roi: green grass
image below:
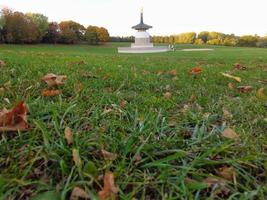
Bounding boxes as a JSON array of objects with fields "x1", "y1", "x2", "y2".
[{"x1": 0, "y1": 43, "x2": 267, "y2": 199}]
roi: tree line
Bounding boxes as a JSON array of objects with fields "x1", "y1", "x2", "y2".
[
  {"x1": 151, "y1": 32, "x2": 267, "y2": 48},
  {"x1": 0, "y1": 8, "x2": 109, "y2": 44}
]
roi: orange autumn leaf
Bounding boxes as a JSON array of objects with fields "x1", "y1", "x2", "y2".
[
  {"x1": 64, "y1": 127, "x2": 73, "y2": 145},
  {"x1": 218, "y1": 166, "x2": 235, "y2": 181},
  {"x1": 41, "y1": 89, "x2": 61, "y2": 97},
  {"x1": 189, "y1": 66, "x2": 202, "y2": 75},
  {"x1": 41, "y1": 73, "x2": 67, "y2": 87},
  {"x1": 101, "y1": 150, "x2": 118, "y2": 161},
  {"x1": 98, "y1": 171, "x2": 119, "y2": 200},
  {"x1": 236, "y1": 86, "x2": 253, "y2": 93},
  {"x1": 168, "y1": 69, "x2": 177, "y2": 76},
  {"x1": 0, "y1": 102, "x2": 28, "y2": 132}
]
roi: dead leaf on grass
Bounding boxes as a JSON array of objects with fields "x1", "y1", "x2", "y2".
[
  {"x1": 0, "y1": 60, "x2": 6, "y2": 67},
  {"x1": 41, "y1": 73, "x2": 67, "y2": 87},
  {"x1": 222, "y1": 108, "x2": 232, "y2": 120},
  {"x1": 256, "y1": 88, "x2": 267, "y2": 100},
  {"x1": 221, "y1": 128, "x2": 239, "y2": 139},
  {"x1": 168, "y1": 69, "x2": 177, "y2": 76},
  {"x1": 41, "y1": 89, "x2": 61, "y2": 97},
  {"x1": 64, "y1": 127, "x2": 73, "y2": 145},
  {"x1": 236, "y1": 86, "x2": 253, "y2": 93},
  {"x1": 228, "y1": 83, "x2": 236, "y2": 90},
  {"x1": 70, "y1": 187, "x2": 89, "y2": 200},
  {"x1": 98, "y1": 171, "x2": 119, "y2": 200},
  {"x1": 164, "y1": 92, "x2": 172, "y2": 99},
  {"x1": 72, "y1": 149, "x2": 82, "y2": 168},
  {"x1": 101, "y1": 150, "x2": 118, "y2": 161},
  {"x1": 0, "y1": 102, "x2": 28, "y2": 132},
  {"x1": 221, "y1": 73, "x2": 241, "y2": 83},
  {"x1": 189, "y1": 66, "x2": 202, "y2": 75},
  {"x1": 218, "y1": 166, "x2": 235, "y2": 181},
  {"x1": 204, "y1": 176, "x2": 230, "y2": 196}
]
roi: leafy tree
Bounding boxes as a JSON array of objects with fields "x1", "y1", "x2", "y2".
[
  {"x1": 198, "y1": 31, "x2": 209, "y2": 43},
  {"x1": 194, "y1": 38, "x2": 204, "y2": 45},
  {"x1": 1, "y1": 9, "x2": 39, "y2": 43},
  {"x1": 256, "y1": 36, "x2": 267, "y2": 48},
  {"x1": 26, "y1": 13, "x2": 49, "y2": 41},
  {"x1": 237, "y1": 35, "x2": 258, "y2": 47},
  {"x1": 85, "y1": 26, "x2": 98, "y2": 44},
  {"x1": 59, "y1": 21, "x2": 85, "y2": 44},
  {"x1": 96, "y1": 27, "x2": 109, "y2": 42},
  {"x1": 43, "y1": 22, "x2": 60, "y2": 44}
]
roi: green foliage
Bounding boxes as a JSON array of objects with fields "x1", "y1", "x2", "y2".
[
  {"x1": 26, "y1": 13, "x2": 49, "y2": 40},
  {"x1": 237, "y1": 35, "x2": 259, "y2": 47},
  {"x1": 85, "y1": 26, "x2": 110, "y2": 44}
]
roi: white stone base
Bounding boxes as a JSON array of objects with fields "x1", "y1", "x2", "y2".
[
  {"x1": 118, "y1": 46, "x2": 170, "y2": 54},
  {"x1": 131, "y1": 43, "x2": 154, "y2": 48}
]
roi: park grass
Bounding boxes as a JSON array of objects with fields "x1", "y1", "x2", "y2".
[{"x1": 0, "y1": 43, "x2": 267, "y2": 199}]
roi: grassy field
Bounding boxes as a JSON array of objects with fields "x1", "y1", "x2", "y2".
[{"x1": 0, "y1": 43, "x2": 267, "y2": 200}]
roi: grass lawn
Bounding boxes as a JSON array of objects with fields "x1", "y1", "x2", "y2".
[{"x1": 0, "y1": 43, "x2": 267, "y2": 199}]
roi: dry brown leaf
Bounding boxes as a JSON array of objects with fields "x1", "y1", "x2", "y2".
[
  {"x1": 142, "y1": 70, "x2": 150, "y2": 75},
  {"x1": 41, "y1": 73, "x2": 67, "y2": 87},
  {"x1": 101, "y1": 150, "x2": 118, "y2": 161},
  {"x1": 228, "y1": 83, "x2": 236, "y2": 90},
  {"x1": 156, "y1": 70, "x2": 164, "y2": 76},
  {"x1": 64, "y1": 127, "x2": 73, "y2": 145},
  {"x1": 0, "y1": 87, "x2": 4, "y2": 95},
  {"x1": 41, "y1": 89, "x2": 61, "y2": 97},
  {"x1": 98, "y1": 171, "x2": 119, "y2": 200},
  {"x1": 221, "y1": 73, "x2": 241, "y2": 82},
  {"x1": 164, "y1": 92, "x2": 172, "y2": 99},
  {"x1": 0, "y1": 60, "x2": 6, "y2": 67},
  {"x1": 74, "y1": 82, "x2": 84, "y2": 93},
  {"x1": 258, "y1": 79, "x2": 267, "y2": 84},
  {"x1": 72, "y1": 149, "x2": 82, "y2": 168},
  {"x1": 256, "y1": 88, "x2": 267, "y2": 100},
  {"x1": 0, "y1": 102, "x2": 28, "y2": 132},
  {"x1": 218, "y1": 166, "x2": 235, "y2": 181},
  {"x1": 120, "y1": 100, "x2": 127, "y2": 109},
  {"x1": 223, "y1": 108, "x2": 232, "y2": 120},
  {"x1": 70, "y1": 187, "x2": 89, "y2": 200},
  {"x1": 221, "y1": 128, "x2": 239, "y2": 139},
  {"x1": 189, "y1": 66, "x2": 202, "y2": 75},
  {"x1": 168, "y1": 69, "x2": 177, "y2": 76},
  {"x1": 204, "y1": 176, "x2": 230, "y2": 196},
  {"x1": 236, "y1": 86, "x2": 253, "y2": 93}
]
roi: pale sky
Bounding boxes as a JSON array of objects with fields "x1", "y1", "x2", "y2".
[{"x1": 1, "y1": 0, "x2": 267, "y2": 36}]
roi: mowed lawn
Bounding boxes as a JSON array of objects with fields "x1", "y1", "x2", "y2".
[{"x1": 0, "y1": 43, "x2": 267, "y2": 199}]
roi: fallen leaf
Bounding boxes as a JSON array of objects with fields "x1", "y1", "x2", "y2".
[
  {"x1": 256, "y1": 88, "x2": 267, "y2": 100},
  {"x1": 258, "y1": 79, "x2": 267, "y2": 84},
  {"x1": 72, "y1": 149, "x2": 82, "y2": 168},
  {"x1": 188, "y1": 95, "x2": 197, "y2": 103},
  {"x1": 142, "y1": 70, "x2": 150, "y2": 75},
  {"x1": 221, "y1": 73, "x2": 241, "y2": 82},
  {"x1": 0, "y1": 102, "x2": 28, "y2": 132},
  {"x1": 70, "y1": 187, "x2": 89, "y2": 200},
  {"x1": 218, "y1": 166, "x2": 235, "y2": 181},
  {"x1": 0, "y1": 88, "x2": 4, "y2": 95},
  {"x1": 204, "y1": 176, "x2": 230, "y2": 196},
  {"x1": 221, "y1": 128, "x2": 239, "y2": 139},
  {"x1": 41, "y1": 73, "x2": 67, "y2": 87},
  {"x1": 101, "y1": 150, "x2": 117, "y2": 161},
  {"x1": 168, "y1": 69, "x2": 177, "y2": 76},
  {"x1": 41, "y1": 89, "x2": 61, "y2": 97},
  {"x1": 74, "y1": 82, "x2": 84, "y2": 93},
  {"x1": 120, "y1": 100, "x2": 127, "y2": 108},
  {"x1": 223, "y1": 108, "x2": 232, "y2": 120},
  {"x1": 228, "y1": 83, "x2": 236, "y2": 90},
  {"x1": 164, "y1": 92, "x2": 172, "y2": 99},
  {"x1": 236, "y1": 86, "x2": 253, "y2": 93},
  {"x1": 98, "y1": 171, "x2": 119, "y2": 200},
  {"x1": 189, "y1": 66, "x2": 202, "y2": 75},
  {"x1": 0, "y1": 60, "x2": 6, "y2": 67},
  {"x1": 156, "y1": 70, "x2": 164, "y2": 76},
  {"x1": 64, "y1": 127, "x2": 73, "y2": 145},
  {"x1": 233, "y1": 63, "x2": 247, "y2": 70}
]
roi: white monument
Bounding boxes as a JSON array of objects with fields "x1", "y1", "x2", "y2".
[{"x1": 118, "y1": 9, "x2": 170, "y2": 53}]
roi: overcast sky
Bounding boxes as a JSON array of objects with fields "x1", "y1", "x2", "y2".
[{"x1": 1, "y1": 0, "x2": 267, "y2": 36}]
